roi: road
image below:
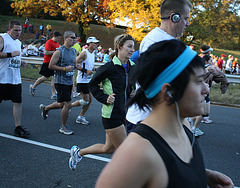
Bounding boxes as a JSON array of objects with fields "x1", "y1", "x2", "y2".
[{"x1": 0, "y1": 81, "x2": 239, "y2": 187}]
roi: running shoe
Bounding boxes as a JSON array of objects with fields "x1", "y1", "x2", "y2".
[
  {"x1": 76, "y1": 116, "x2": 89, "y2": 124},
  {"x1": 69, "y1": 145, "x2": 82, "y2": 170},
  {"x1": 39, "y1": 104, "x2": 48, "y2": 120},
  {"x1": 72, "y1": 91, "x2": 80, "y2": 98},
  {"x1": 192, "y1": 127, "x2": 204, "y2": 136},
  {"x1": 29, "y1": 84, "x2": 36, "y2": 96},
  {"x1": 59, "y1": 125, "x2": 73, "y2": 135},
  {"x1": 201, "y1": 117, "x2": 212, "y2": 124},
  {"x1": 14, "y1": 126, "x2": 30, "y2": 138},
  {"x1": 51, "y1": 93, "x2": 57, "y2": 100}
]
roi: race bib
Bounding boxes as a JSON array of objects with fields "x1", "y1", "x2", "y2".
[
  {"x1": 9, "y1": 56, "x2": 21, "y2": 69},
  {"x1": 66, "y1": 70, "x2": 75, "y2": 77}
]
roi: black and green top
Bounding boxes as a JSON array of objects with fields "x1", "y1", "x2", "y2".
[{"x1": 89, "y1": 56, "x2": 135, "y2": 120}]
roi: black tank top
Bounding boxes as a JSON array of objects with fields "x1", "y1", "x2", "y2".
[{"x1": 133, "y1": 123, "x2": 207, "y2": 188}]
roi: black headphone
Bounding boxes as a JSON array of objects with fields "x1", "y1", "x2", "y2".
[{"x1": 161, "y1": 13, "x2": 181, "y2": 23}]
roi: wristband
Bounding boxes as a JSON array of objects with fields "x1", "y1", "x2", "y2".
[
  {"x1": 63, "y1": 67, "x2": 66, "y2": 71},
  {"x1": 82, "y1": 68, "x2": 87, "y2": 73},
  {"x1": 7, "y1": 53, "x2": 12, "y2": 58}
]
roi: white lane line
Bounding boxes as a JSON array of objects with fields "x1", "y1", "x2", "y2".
[{"x1": 0, "y1": 132, "x2": 111, "y2": 163}]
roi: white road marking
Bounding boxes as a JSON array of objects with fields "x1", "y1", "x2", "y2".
[{"x1": 0, "y1": 132, "x2": 111, "y2": 163}]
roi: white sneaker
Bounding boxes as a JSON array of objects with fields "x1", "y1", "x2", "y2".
[
  {"x1": 192, "y1": 127, "x2": 204, "y2": 136},
  {"x1": 76, "y1": 116, "x2": 89, "y2": 124},
  {"x1": 201, "y1": 117, "x2": 212, "y2": 124},
  {"x1": 72, "y1": 91, "x2": 80, "y2": 98},
  {"x1": 69, "y1": 145, "x2": 82, "y2": 170}
]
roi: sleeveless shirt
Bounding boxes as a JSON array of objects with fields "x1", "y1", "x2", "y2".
[
  {"x1": 133, "y1": 123, "x2": 207, "y2": 188},
  {"x1": 0, "y1": 33, "x2": 22, "y2": 84},
  {"x1": 54, "y1": 45, "x2": 76, "y2": 85},
  {"x1": 76, "y1": 49, "x2": 95, "y2": 83}
]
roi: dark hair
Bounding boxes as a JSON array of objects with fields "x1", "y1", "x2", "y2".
[
  {"x1": 9, "y1": 20, "x2": 21, "y2": 29},
  {"x1": 109, "y1": 34, "x2": 135, "y2": 59},
  {"x1": 128, "y1": 39, "x2": 204, "y2": 110},
  {"x1": 53, "y1": 31, "x2": 62, "y2": 37},
  {"x1": 160, "y1": 0, "x2": 192, "y2": 18},
  {"x1": 202, "y1": 55, "x2": 211, "y2": 62}
]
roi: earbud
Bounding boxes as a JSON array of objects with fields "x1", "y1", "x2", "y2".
[
  {"x1": 167, "y1": 91, "x2": 173, "y2": 98},
  {"x1": 171, "y1": 13, "x2": 181, "y2": 23}
]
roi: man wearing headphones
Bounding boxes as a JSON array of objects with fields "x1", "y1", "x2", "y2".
[{"x1": 126, "y1": 0, "x2": 192, "y2": 132}]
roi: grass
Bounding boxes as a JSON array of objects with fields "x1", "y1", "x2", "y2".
[
  {"x1": 210, "y1": 83, "x2": 240, "y2": 106},
  {"x1": 0, "y1": 15, "x2": 126, "y2": 49}
]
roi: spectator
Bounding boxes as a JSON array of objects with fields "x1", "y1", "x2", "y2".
[
  {"x1": 232, "y1": 57, "x2": 238, "y2": 74},
  {"x1": 35, "y1": 30, "x2": 40, "y2": 39},
  {"x1": 216, "y1": 54, "x2": 227, "y2": 71},
  {"x1": 39, "y1": 24, "x2": 44, "y2": 35},
  {"x1": 102, "y1": 49, "x2": 110, "y2": 63},
  {"x1": 225, "y1": 54, "x2": 233, "y2": 74},
  {"x1": 28, "y1": 22, "x2": 34, "y2": 34},
  {"x1": 38, "y1": 43, "x2": 45, "y2": 57},
  {"x1": 46, "y1": 24, "x2": 52, "y2": 37},
  {"x1": 23, "y1": 23, "x2": 28, "y2": 33},
  {"x1": 25, "y1": 17, "x2": 30, "y2": 25},
  {"x1": 27, "y1": 43, "x2": 39, "y2": 56}
]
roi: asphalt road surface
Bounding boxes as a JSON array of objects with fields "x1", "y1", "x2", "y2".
[{"x1": 0, "y1": 81, "x2": 239, "y2": 187}]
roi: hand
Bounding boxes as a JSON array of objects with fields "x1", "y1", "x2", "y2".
[
  {"x1": 107, "y1": 93, "x2": 116, "y2": 104},
  {"x1": 207, "y1": 169, "x2": 234, "y2": 188},
  {"x1": 66, "y1": 65, "x2": 74, "y2": 72},
  {"x1": 12, "y1": 51, "x2": 20, "y2": 57},
  {"x1": 86, "y1": 70, "x2": 93, "y2": 75}
]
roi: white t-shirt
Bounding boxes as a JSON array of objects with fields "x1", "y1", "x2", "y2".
[
  {"x1": 126, "y1": 27, "x2": 175, "y2": 124},
  {"x1": 0, "y1": 33, "x2": 22, "y2": 85},
  {"x1": 77, "y1": 49, "x2": 95, "y2": 83}
]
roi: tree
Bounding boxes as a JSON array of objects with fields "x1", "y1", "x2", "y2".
[
  {"x1": 108, "y1": 0, "x2": 240, "y2": 49},
  {"x1": 186, "y1": 0, "x2": 240, "y2": 49},
  {"x1": 11, "y1": 0, "x2": 111, "y2": 41},
  {"x1": 108, "y1": 0, "x2": 164, "y2": 42}
]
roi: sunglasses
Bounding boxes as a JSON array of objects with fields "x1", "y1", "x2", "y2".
[{"x1": 70, "y1": 36, "x2": 77, "y2": 39}]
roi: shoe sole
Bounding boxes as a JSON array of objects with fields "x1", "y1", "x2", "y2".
[
  {"x1": 59, "y1": 129, "x2": 73, "y2": 135},
  {"x1": 76, "y1": 121, "x2": 89, "y2": 125},
  {"x1": 69, "y1": 157, "x2": 75, "y2": 170}
]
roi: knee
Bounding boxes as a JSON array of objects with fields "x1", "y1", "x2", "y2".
[{"x1": 79, "y1": 99, "x2": 89, "y2": 106}]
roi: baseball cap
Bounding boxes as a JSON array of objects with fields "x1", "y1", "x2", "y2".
[
  {"x1": 221, "y1": 54, "x2": 227, "y2": 57},
  {"x1": 86, "y1": 37, "x2": 100, "y2": 44}
]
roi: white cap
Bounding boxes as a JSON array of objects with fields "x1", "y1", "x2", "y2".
[
  {"x1": 86, "y1": 37, "x2": 100, "y2": 44},
  {"x1": 202, "y1": 47, "x2": 213, "y2": 54}
]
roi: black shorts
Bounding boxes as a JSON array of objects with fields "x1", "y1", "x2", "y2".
[
  {"x1": 77, "y1": 83, "x2": 90, "y2": 94},
  {"x1": 54, "y1": 84, "x2": 72, "y2": 103},
  {"x1": 102, "y1": 117, "x2": 125, "y2": 130},
  {"x1": 39, "y1": 62, "x2": 54, "y2": 77},
  {"x1": 0, "y1": 84, "x2": 22, "y2": 103}
]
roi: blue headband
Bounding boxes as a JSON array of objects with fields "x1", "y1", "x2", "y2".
[{"x1": 144, "y1": 46, "x2": 197, "y2": 99}]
